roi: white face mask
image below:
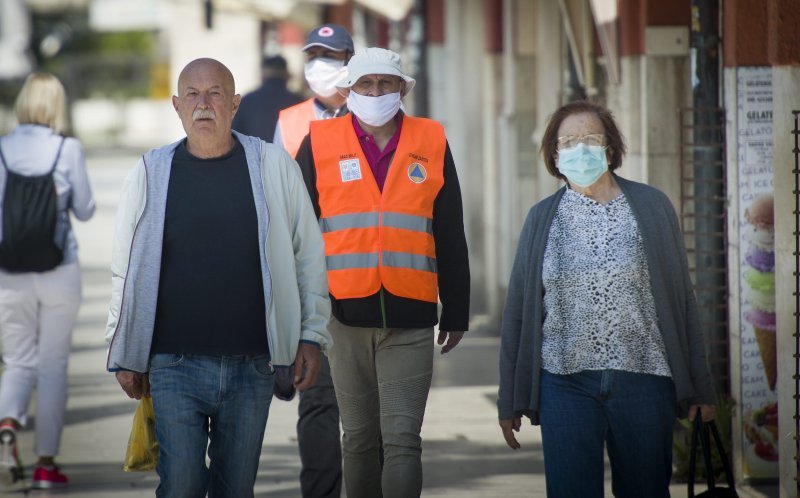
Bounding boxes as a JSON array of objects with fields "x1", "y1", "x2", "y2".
[
  {"x1": 346, "y1": 91, "x2": 402, "y2": 127},
  {"x1": 304, "y1": 58, "x2": 347, "y2": 98}
]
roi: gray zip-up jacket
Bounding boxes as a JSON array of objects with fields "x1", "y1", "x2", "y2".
[
  {"x1": 498, "y1": 175, "x2": 716, "y2": 423},
  {"x1": 106, "y1": 132, "x2": 331, "y2": 373}
]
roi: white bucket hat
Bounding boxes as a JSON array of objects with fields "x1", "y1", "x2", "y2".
[{"x1": 336, "y1": 47, "x2": 416, "y2": 93}]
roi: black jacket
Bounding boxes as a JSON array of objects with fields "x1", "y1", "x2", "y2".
[
  {"x1": 294, "y1": 125, "x2": 470, "y2": 331},
  {"x1": 232, "y1": 78, "x2": 304, "y2": 142}
]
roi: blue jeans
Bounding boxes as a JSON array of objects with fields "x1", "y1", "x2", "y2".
[
  {"x1": 148, "y1": 354, "x2": 274, "y2": 498},
  {"x1": 539, "y1": 369, "x2": 677, "y2": 498}
]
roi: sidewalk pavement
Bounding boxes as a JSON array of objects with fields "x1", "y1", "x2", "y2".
[{"x1": 0, "y1": 148, "x2": 778, "y2": 497}]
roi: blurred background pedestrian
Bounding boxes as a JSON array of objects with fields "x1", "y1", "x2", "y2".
[
  {"x1": 0, "y1": 72, "x2": 96, "y2": 490},
  {"x1": 232, "y1": 55, "x2": 304, "y2": 142}
]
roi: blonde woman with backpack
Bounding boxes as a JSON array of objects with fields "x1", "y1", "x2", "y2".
[{"x1": 0, "y1": 72, "x2": 95, "y2": 489}]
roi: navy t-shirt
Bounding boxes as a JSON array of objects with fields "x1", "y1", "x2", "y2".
[{"x1": 151, "y1": 138, "x2": 268, "y2": 357}]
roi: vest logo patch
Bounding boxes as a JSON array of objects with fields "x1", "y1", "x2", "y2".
[
  {"x1": 407, "y1": 163, "x2": 427, "y2": 184},
  {"x1": 339, "y1": 159, "x2": 362, "y2": 182}
]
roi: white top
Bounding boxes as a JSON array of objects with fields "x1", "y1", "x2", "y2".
[
  {"x1": 0, "y1": 124, "x2": 96, "y2": 266},
  {"x1": 541, "y1": 188, "x2": 671, "y2": 377}
]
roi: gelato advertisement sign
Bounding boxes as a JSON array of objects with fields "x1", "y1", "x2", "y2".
[{"x1": 736, "y1": 67, "x2": 777, "y2": 478}]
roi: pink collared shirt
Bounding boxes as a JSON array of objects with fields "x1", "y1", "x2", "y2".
[{"x1": 351, "y1": 113, "x2": 403, "y2": 192}]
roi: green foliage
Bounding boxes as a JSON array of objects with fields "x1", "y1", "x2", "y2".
[
  {"x1": 70, "y1": 31, "x2": 154, "y2": 55},
  {"x1": 0, "y1": 80, "x2": 24, "y2": 109},
  {"x1": 673, "y1": 395, "x2": 736, "y2": 482},
  {"x1": 30, "y1": 11, "x2": 156, "y2": 100}
]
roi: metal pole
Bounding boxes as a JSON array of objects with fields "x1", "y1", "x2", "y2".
[
  {"x1": 409, "y1": 0, "x2": 429, "y2": 117},
  {"x1": 204, "y1": 0, "x2": 213, "y2": 30},
  {"x1": 792, "y1": 110, "x2": 800, "y2": 495},
  {"x1": 691, "y1": 0, "x2": 726, "y2": 394}
]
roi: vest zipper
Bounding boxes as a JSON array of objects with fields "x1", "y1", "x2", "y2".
[{"x1": 378, "y1": 154, "x2": 390, "y2": 330}]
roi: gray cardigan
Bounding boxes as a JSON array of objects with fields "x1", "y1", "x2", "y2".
[{"x1": 497, "y1": 175, "x2": 716, "y2": 424}]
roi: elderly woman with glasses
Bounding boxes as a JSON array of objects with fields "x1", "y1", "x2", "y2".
[{"x1": 497, "y1": 101, "x2": 717, "y2": 498}]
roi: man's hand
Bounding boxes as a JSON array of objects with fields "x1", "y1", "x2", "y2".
[
  {"x1": 500, "y1": 417, "x2": 522, "y2": 450},
  {"x1": 116, "y1": 371, "x2": 149, "y2": 399},
  {"x1": 437, "y1": 330, "x2": 465, "y2": 354},
  {"x1": 294, "y1": 342, "x2": 321, "y2": 391}
]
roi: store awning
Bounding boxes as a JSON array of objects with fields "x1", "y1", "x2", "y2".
[
  {"x1": 216, "y1": 0, "x2": 304, "y2": 19},
  {"x1": 353, "y1": 0, "x2": 413, "y2": 21},
  {"x1": 221, "y1": 0, "x2": 352, "y2": 19},
  {"x1": 558, "y1": 0, "x2": 620, "y2": 88},
  {"x1": 589, "y1": 0, "x2": 620, "y2": 84}
]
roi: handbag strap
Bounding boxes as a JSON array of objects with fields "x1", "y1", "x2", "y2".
[
  {"x1": 688, "y1": 407, "x2": 740, "y2": 498},
  {"x1": 708, "y1": 419, "x2": 738, "y2": 493},
  {"x1": 0, "y1": 141, "x2": 7, "y2": 172},
  {"x1": 688, "y1": 407, "x2": 717, "y2": 496},
  {"x1": 698, "y1": 415, "x2": 717, "y2": 491},
  {"x1": 688, "y1": 409, "x2": 700, "y2": 497},
  {"x1": 48, "y1": 137, "x2": 66, "y2": 175}
]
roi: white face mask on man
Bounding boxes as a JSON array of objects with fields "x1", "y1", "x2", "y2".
[
  {"x1": 346, "y1": 91, "x2": 402, "y2": 127},
  {"x1": 304, "y1": 58, "x2": 347, "y2": 98}
]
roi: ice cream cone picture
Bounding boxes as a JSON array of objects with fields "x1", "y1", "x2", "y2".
[
  {"x1": 742, "y1": 194, "x2": 776, "y2": 390},
  {"x1": 751, "y1": 322, "x2": 776, "y2": 389}
]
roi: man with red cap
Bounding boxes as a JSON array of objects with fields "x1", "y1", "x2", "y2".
[
  {"x1": 273, "y1": 23, "x2": 354, "y2": 158},
  {"x1": 274, "y1": 24, "x2": 354, "y2": 498}
]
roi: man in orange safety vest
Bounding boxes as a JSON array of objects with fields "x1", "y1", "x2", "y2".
[{"x1": 294, "y1": 47, "x2": 470, "y2": 498}]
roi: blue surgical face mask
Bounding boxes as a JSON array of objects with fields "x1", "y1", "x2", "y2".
[{"x1": 556, "y1": 143, "x2": 609, "y2": 188}]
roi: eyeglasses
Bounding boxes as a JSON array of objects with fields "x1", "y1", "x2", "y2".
[{"x1": 556, "y1": 133, "x2": 607, "y2": 149}]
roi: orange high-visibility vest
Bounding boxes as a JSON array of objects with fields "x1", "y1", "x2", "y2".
[
  {"x1": 310, "y1": 115, "x2": 446, "y2": 303},
  {"x1": 277, "y1": 98, "x2": 317, "y2": 158}
]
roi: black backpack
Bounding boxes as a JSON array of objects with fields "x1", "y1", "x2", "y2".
[{"x1": 0, "y1": 137, "x2": 66, "y2": 272}]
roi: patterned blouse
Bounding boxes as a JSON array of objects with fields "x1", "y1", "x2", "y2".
[{"x1": 541, "y1": 188, "x2": 672, "y2": 377}]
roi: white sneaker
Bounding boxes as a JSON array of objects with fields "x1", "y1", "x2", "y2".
[{"x1": 0, "y1": 425, "x2": 23, "y2": 488}]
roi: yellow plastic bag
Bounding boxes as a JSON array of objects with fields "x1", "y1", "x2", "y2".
[{"x1": 123, "y1": 396, "x2": 159, "y2": 472}]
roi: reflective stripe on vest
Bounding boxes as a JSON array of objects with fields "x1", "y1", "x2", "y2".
[
  {"x1": 382, "y1": 251, "x2": 437, "y2": 273},
  {"x1": 319, "y1": 211, "x2": 432, "y2": 234},
  {"x1": 383, "y1": 212, "x2": 433, "y2": 233},
  {"x1": 325, "y1": 251, "x2": 436, "y2": 273},
  {"x1": 277, "y1": 98, "x2": 317, "y2": 158},
  {"x1": 310, "y1": 114, "x2": 446, "y2": 302},
  {"x1": 319, "y1": 212, "x2": 380, "y2": 232},
  {"x1": 326, "y1": 252, "x2": 379, "y2": 270}
]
